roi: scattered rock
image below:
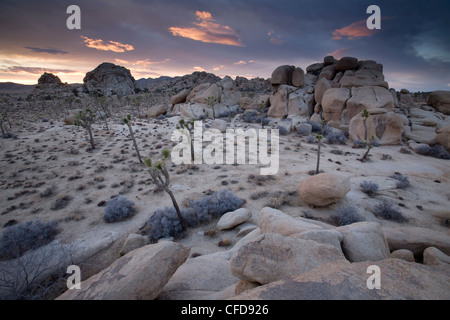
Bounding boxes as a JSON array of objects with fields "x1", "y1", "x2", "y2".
[
  {"x1": 336, "y1": 222, "x2": 390, "y2": 262},
  {"x1": 258, "y1": 207, "x2": 325, "y2": 237},
  {"x1": 390, "y1": 249, "x2": 415, "y2": 262},
  {"x1": 296, "y1": 173, "x2": 351, "y2": 207},
  {"x1": 335, "y1": 57, "x2": 358, "y2": 71},
  {"x1": 423, "y1": 247, "x2": 450, "y2": 266},
  {"x1": 119, "y1": 233, "x2": 150, "y2": 256},
  {"x1": 216, "y1": 208, "x2": 251, "y2": 230}
]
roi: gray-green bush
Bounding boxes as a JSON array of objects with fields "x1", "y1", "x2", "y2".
[
  {"x1": 330, "y1": 206, "x2": 365, "y2": 226},
  {"x1": 103, "y1": 196, "x2": 136, "y2": 223},
  {"x1": 0, "y1": 220, "x2": 59, "y2": 261}
]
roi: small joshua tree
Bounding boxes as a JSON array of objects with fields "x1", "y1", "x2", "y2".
[
  {"x1": 177, "y1": 119, "x2": 195, "y2": 162},
  {"x1": 315, "y1": 120, "x2": 326, "y2": 174},
  {"x1": 358, "y1": 109, "x2": 375, "y2": 162},
  {"x1": 145, "y1": 149, "x2": 188, "y2": 230},
  {"x1": 74, "y1": 108, "x2": 96, "y2": 149},
  {"x1": 123, "y1": 114, "x2": 143, "y2": 164}
]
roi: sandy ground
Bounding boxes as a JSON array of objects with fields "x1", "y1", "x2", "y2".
[{"x1": 1, "y1": 107, "x2": 449, "y2": 280}]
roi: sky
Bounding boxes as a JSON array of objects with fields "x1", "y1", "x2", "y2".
[{"x1": 0, "y1": 0, "x2": 449, "y2": 91}]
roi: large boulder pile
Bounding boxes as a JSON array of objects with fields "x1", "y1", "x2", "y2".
[
  {"x1": 83, "y1": 62, "x2": 137, "y2": 96},
  {"x1": 54, "y1": 205, "x2": 450, "y2": 300},
  {"x1": 32, "y1": 72, "x2": 71, "y2": 96}
]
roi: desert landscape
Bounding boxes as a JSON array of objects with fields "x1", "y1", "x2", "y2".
[
  {"x1": 0, "y1": 56, "x2": 449, "y2": 300},
  {"x1": 0, "y1": 0, "x2": 449, "y2": 303}
]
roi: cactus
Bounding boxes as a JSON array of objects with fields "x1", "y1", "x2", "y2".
[
  {"x1": 145, "y1": 149, "x2": 188, "y2": 230},
  {"x1": 73, "y1": 108, "x2": 96, "y2": 149},
  {"x1": 123, "y1": 114, "x2": 143, "y2": 164}
]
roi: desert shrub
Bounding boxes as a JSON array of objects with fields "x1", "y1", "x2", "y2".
[
  {"x1": 352, "y1": 139, "x2": 366, "y2": 148},
  {"x1": 390, "y1": 173, "x2": 410, "y2": 190},
  {"x1": 360, "y1": 180, "x2": 379, "y2": 197},
  {"x1": 0, "y1": 220, "x2": 59, "y2": 261},
  {"x1": 143, "y1": 189, "x2": 244, "y2": 242},
  {"x1": 325, "y1": 130, "x2": 347, "y2": 144},
  {"x1": 183, "y1": 189, "x2": 245, "y2": 225},
  {"x1": 306, "y1": 134, "x2": 315, "y2": 144},
  {"x1": 50, "y1": 195, "x2": 72, "y2": 210},
  {"x1": 374, "y1": 199, "x2": 407, "y2": 222},
  {"x1": 103, "y1": 196, "x2": 136, "y2": 223},
  {"x1": 330, "y1": 206, "x2": 365, "y2": 226},
  {"x1": 40, "y1": 185, "x2": 56, "y2": 198},
  {"x1": 241, "y1": 111, "x2": 260, "y2": 123},
  {"x1": 276, "y1": 126, "x2": 290, "y2": 136},
  {"x1": 415, "y1": 145, "x2": 450, "y2": 160},
  {"x1": 309, "y1": 121, "x2": 323, "y2": 133}
]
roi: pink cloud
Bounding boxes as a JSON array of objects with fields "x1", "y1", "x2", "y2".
[
  {"x1": 81, "y1": 36, "x2": 134, "y2": 52},
  {"x1": 332, "y1": 20, "x2": 379, "y2": 40},
  {"x1": 169, "y1": 11, "x2": 244, "y2": 47}
]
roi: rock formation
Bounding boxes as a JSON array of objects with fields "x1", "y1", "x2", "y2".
[{"x1": 83, "y1": 62, "x2": 137, "y2": 96}]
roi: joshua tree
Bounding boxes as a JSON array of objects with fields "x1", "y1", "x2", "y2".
[
  {"x1": 123, "y1": 114, "x2": 143, "y2": 164},
  {"x1": 73, "y1": 108, "x2": 96, "y2": 149},
  {"x1": 177, "y1": 119, "x2": 195, "y2": 162},
  {"x1": 0, "y1": 112, "x2": 10, "y2": 135},
  {"x1": 145, "y1": 149, "x2": 187, "y2": 230},
  {"x1": 315, "y1": 120, "x2": 326, "y2": 174},
  {"x1": 358, "y1": 109, "x2": 375, "y2": 162}
]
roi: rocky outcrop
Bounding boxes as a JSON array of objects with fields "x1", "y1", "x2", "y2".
[
  {"x1": 427, "y1": 91, "x2": 450, "y2": 115},
  {"x1": 232, "y1": 259, "x2": 450, "y2": 300},
  {"x1": 83, "y1": 62, "x2": 136, "y2": 96},
  {"x1": 33, "y1": 72, "x2": 71, "y2": 96},
  {"x1": 349, "y1": 108, "x2": 404, "y2": 145}
]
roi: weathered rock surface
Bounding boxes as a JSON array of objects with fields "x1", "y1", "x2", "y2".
[
  {"x1": 232, "y1": 259, "x2": 450, "y2": 299},
  {"x1": 157, "y1": 255, "x2": 238, "y2": 300},
  {"x1": 258, "y1": 207, "x2": 326, "y2": 237},
  {"x1": 382, "y1": 226, "x2": 450, "y2": 258},
  {"x1": 57, "y1": 241, "x2": 189, "y2": 300},
  {"x1": 296, "y1": 173, "x2": 351, "y2": 207},
  {"x1": 349, "y1": 109, "x2": 404, "y2": 145},
  {"x1": 216, "y1": 208, "x2": 251, "y2": 230},
  {"x1": 336, "y1": 222, "x2": 390, "y2": 262},
  {"x1": 427, "y1": 91, "x2": 450, "y2": 115},
  {"x1": 230, "y1": 233, "x2": 346, "y2": 284}
]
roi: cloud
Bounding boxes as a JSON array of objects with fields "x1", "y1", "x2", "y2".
[
  {"x1": 169, "y1": 11, "x2": 244, "y2": 47},
  {"x1": 0, "y1": 66, "x2": 78, "y2": 75},
  {"x1": 234, "y1": 60, "x2": 246, "y2": 65},
  {"x1": 192, "y1": 66, "x2": 206, "y2": 72},
  {"x1": 268, "y1": 30, "x2": 284, "y2": 45},
  {"x1": 81, "y1": 36, "x2": 134, "y2": 52},
  {"x1": 327, "y1": 48, "x2": 351, "y2": 59},
  {"x1": 332, "y1": 20, "x2": 379, "y2": 40},
  {"x1": 24, "y1": 47, "x2": 69, "y2": 55}
]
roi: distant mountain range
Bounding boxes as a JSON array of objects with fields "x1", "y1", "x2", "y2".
[
  {"x1": 0, "y1": 82, "x2": 35, "y2": 94},
  {"x1": 135, "y1": 76, "x2": 176, "y2": 90}
]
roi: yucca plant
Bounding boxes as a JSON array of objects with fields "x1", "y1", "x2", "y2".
[
  {"x1": 123, "y1": 114, "x2": 143, "y2": 164},
  {"x1": 145, "y1": 149, "x2": 187, "y2": 230},
  {"x1": 74, "y1": 108, "x2": 96, "y2": 149}
]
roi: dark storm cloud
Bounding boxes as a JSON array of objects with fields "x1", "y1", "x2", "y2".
[{"x1": 25, "y1": 47, "x2": 69, "y2": 55}]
